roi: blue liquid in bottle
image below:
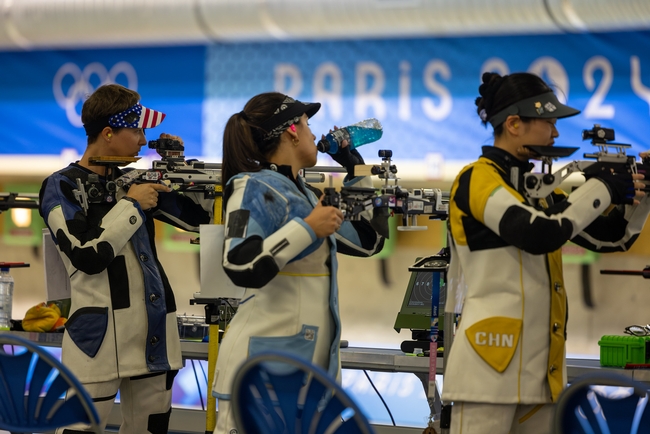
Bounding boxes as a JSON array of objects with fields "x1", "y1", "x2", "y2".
[{"x1": 317, "y1": 118, "x2": 383, "y2": 154}]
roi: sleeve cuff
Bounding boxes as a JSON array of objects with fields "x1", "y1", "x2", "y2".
[{"x1": 121, "y1": 196, "x2": 139, "y2": 207}]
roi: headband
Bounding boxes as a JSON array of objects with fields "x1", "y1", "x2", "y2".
[{"x1": 258, "y1": 96, "x2": 321, "y2": 141}]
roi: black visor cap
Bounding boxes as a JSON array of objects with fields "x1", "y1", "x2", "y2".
[
  {"x1": 489, "y1": 92, "x2": 580, "y2": 128},
  {"x1": 259, "y1": 98, "x2": 321, "y2": 133}
]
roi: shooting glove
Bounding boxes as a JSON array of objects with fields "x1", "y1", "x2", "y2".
[
  {"x1": 370, "y1": 206, "x2": 391, "y2": 239},
  {"x1": 331, "y1": 146, "x2": 365, "y2": 179},
  {"x1": 587, "y1": 171, "x2": 635, "y2": 205}
]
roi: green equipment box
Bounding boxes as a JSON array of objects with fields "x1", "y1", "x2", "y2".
[{"x1": 598, "y1": 335, "x2": 650, "y2": 368}]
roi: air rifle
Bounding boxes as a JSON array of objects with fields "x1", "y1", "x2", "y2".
[
  {"x1": 323, "y1": 150, "x2": 449, "y2": 236},
  {"x1": 0, "y1": 192, "x2": 39, "y2": 213},
  {"x1": 114, "y1": 138, "x2": 222, "y2": 199},
  {"x1": 72, "y1": 139, "x2": 221, "y2": 214},
  {"x1": 523, "y1": 124, "x2": 644, "y2": 200}
]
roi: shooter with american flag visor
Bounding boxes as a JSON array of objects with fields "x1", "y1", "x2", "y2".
[{"x1": 39, "y1": 84, "x2": 212, "y2": 434}]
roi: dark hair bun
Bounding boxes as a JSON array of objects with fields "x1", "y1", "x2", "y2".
[
  {"x1": 476, "y1": 72, "x2": 508, "y2": 122},
  {"x1": 479, "y1": 72, "x2": 505, "y2": 100}
]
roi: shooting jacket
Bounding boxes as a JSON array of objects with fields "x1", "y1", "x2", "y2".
[
  {"x1": 39, "y1": 163, "x2": 211, "y2": 383},
  {"x1": 442, "y1": 146, "x2": 650, "y2": 404},
  {"x1": 212, "y1": 166, "x2": 384, "y2": 400}
]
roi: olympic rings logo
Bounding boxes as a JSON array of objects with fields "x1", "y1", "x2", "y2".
[{"x1": 53, "y1": 62, "x2": 138, "y2": 127}]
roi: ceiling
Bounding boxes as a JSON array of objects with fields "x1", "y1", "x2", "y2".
[{"x1": 1, "y1": 0, "x2": 649, "y2": 50}]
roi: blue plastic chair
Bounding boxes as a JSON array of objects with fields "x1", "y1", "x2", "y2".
[
  {"x1": 0, "y1": 333, "x2": 102, "y2": 433},
  {"x1": 231, "y1": 350, "x2": 375, "y2": 434},
  {"x1": 553, "y1": 371, "x2": 650, "y2": 434}
]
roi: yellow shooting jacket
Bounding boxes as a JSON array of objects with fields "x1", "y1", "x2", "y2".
[{"x1": 442, "y1": 146, "x2": 650, "y2": 404}]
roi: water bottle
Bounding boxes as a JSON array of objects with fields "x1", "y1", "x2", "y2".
[
  {"x1": 0, "y1": 267, "x2": 14, "y2": 331},
  {"x1": 317, "y1": 118, "x2": 383, "y2": 154}
]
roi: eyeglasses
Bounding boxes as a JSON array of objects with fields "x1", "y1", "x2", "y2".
[{"x1": 624, "y1": 324, "x2": 650, "y2": 336}]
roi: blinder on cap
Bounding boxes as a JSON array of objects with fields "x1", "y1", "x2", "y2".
[
  {"x1": 488, "y1": 92, "x2": 580, "y2": 128},
  {"x1": 258, "y1": 96, "x2": 321, "y2": 141},
  {"x1": 83, "y1": 103, "x2": 166, "y2": 136}
]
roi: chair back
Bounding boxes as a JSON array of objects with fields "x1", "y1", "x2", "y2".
[
  {"x1": 231, "y1": 350, "x2": 375, "y2": 434},
  {"x1": 0, "y1": 332, "x2": 103, "y2": 433},
  {"x1": 554, "y1": 371, "x2": 650, "y2": 434}
]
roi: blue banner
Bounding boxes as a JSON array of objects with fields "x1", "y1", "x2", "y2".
[
  {"x1": 203, "y1": 31, "x2": 650, "y2": 170},
  {"x1": 0, "y1": 46, "x2": 205, "y2": 157},
  {"x1": 2, "y1": 31, "x2": 650, "y2": 176}
]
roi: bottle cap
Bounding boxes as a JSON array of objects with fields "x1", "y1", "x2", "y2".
[
  {"x1": 0, "y1": 262, "x2": 30, "y2": 268},
  {"x1": 316, "y1": 138, "x2": 330, "y2": 153}
]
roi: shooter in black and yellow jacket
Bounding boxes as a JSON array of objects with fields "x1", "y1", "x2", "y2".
[{"x1": 442, "y1": 72, "x2": 650, "y2": 434}]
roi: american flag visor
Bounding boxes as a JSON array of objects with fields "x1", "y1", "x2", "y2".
[
  {"x1": 108, "y1": 103, "x2": 166, "y2": 129},
  {"x1": 83, "y1": 103, "x2": 166, "y2": 135}
]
